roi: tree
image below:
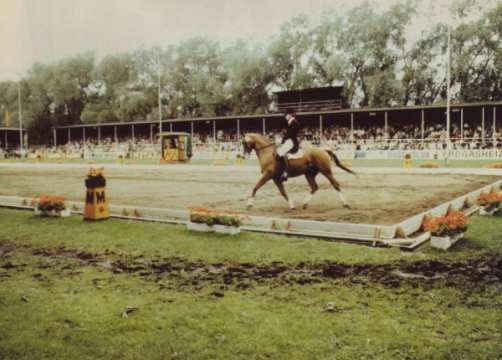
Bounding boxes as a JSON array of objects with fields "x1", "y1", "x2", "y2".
[
  {"x1": 222, "y1": 40, "x2": 275, "y2": 114},
  {"x1": 449, "y1": 2, "x2": 502, "y2": 102},
  {"x1": 167, "y1": 37, "x2": 228, "y2": 117},
  {"x1": 268, "y1": 15, "x2": 315, "y2": 90},
  {"x1": 401, "y1": 24, "x2": 447, "y2": 105},
  {"x1": 313, "y1": 1, "x2": 415, "y2": 107}
]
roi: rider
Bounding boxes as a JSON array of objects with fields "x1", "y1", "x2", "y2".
[{"x1": 277, "y1": 108, "x2": 300, "y2": 182}]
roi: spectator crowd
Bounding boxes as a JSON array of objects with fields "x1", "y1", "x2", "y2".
[{"x1": 2, "y1": 121, "x2": 502, "y2": 160}]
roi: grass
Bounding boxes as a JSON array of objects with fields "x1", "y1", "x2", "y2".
[{"x1": 1, "y1": 208, "x2": 502, "y2": 359}]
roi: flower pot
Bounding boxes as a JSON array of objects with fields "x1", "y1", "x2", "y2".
[
  {"x1": 431, "y1": 232, "x2": 464, "y2": 250},
  {"x1": 213, "y1": 224, "x2": 241, "y2": 235},
  {"x1": 479, "y1": 207, "x2": 498, "y2": 216},
  {"x1": 34, "y1": 207, "x2": 71, "y2": 217},
  {"x1": 186, "y1": 221, "x2": 213, "y2": 232}
]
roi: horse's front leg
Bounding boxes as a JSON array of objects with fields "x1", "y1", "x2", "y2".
[
  {"x1": 273, "y1": 179, "x2": 295, "y2": 210},
  {"x1": 247, "y1": 172, "x2": 272, "y2": 209}
]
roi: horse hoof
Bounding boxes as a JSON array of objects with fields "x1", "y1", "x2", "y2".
[{"x1": 343, "y1": 204, "x2": 351, "y2": 209}]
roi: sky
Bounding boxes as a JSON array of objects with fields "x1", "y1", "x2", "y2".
[{"x1": 0, "y1": 0, "x2": 460, "y2": 81}]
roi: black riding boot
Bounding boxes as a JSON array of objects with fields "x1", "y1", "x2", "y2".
[{"x1": 280, "y1": 156, "x2": 289, "y2": 182}]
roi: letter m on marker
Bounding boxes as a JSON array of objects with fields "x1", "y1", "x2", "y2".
[{"x1": 96, "y1": 191, "x2": 106, "y2": 204}]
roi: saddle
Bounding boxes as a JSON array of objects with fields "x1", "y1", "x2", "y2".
[
  {"x1": 286, "y1": 149, "x2": 304, "y2": 160},
  {"x1": 275, "y1": 149, "x2": 305, "y2": 181}
]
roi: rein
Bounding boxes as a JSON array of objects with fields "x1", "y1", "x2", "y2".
[{"x1": 255, "y1": 143, "x2": 275, "y2": 153}]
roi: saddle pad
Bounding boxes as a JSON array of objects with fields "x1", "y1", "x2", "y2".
[{"x1": 287, "y1": 149, "x2": 304, "y2": 160}]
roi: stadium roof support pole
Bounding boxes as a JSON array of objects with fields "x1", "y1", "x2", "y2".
[
  {"x1": 482, "y1": 107, "x2": 485, "y2": 144},
  {"x1": 213, "y1": 120, "x2": 216, "y2": 142},
  {"x1": 384, "y1": 112, "x2": 388, "y2": 139},
  {"x1": 237, "y1": 119, "x2": 240, "y2": 141},
  {"x1": 98, "y1": 127, "x2": 101, "y2": 144},
  {"x1": 169, "y1": 122, "x2": 173, "y2": 132},
  {"x1": 494, "y1": 107, "x2": 497, "y2": 143},
  {"x1": 132, "y1": 124, "x2": 135, "y2": 141},
  {"x1": 319, "y1": 115, "x2": 323, "y2": 142},
  {"x1": 4, "y1": 131, "x2": 7, "y2": 148},
  {"x1": 421, "y1": 110, "x2": 425, "y2": 143},
  {"x1": 262, "y1": 118, "x2": 266, "y2": 135},
  {"x1": 350, "y1": 113, "x2": 354, "y2": 141},
  {"x1": 191, "y1": 121, "x2": 194, "y2": 138},
  {"x1": 68, "y1": 128, "x2": 71, "y2": 144},
  {"x1": 150, "y1": 124, "x2": 153, "y2": 142},
  {"x1": 83, "y1": 127, "x2": 86, "y2": 143},
  {"x1": 52, "y1": 128, "x2": 56, "y2": 147},
  {"x1": 460, "y1": 108, "x2": 464, "y2": 140},
  {"x1": 114, "y1": 125, "x2": 117, "y2": 142}
]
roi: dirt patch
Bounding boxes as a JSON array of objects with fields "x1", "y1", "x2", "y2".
[
  {"x1": 0, "y1": 165, "x2": 499, "y2": 224},
  {"x1": 2, "y1": 243, "x2": 501, "y2": 294}
]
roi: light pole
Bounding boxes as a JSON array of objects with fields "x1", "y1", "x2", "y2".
[
  {"x1": 446, "y1": 22, "x2": 451, "y2": 148},
  {"x1": 17, "y1": 77, "x2": 23, "y2": 151},
  {"x1": 158, "y1": 66, "x2": 162, "y2": 133}
]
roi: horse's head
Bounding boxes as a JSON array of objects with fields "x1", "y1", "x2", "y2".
[
  {"x1": 241, "y1": 133, "x2": 257, "y2": 155},
  {"x1": 242, "y1": 133, "x2": 272, "y2": 158}
]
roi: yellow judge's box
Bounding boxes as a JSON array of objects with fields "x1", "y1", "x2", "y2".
[
  {"x1": 159, "y1": 132, "x2": 192, "y2": 163},
  {"x1": 84, "y1": 168, "x2": 109, "y2": 220}
]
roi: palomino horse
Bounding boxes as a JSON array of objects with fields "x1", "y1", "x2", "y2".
[{"x1": 242, "y1": 133, "x2": 356, "y2": 210}]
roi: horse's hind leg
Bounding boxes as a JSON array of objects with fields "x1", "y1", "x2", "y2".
[
  {"x1": 273, "y1": 179, "x2": 295, "y2": 209},
  {"x1": 324, "y1": 172, "x2": 350, "y2": 209},
  {"x1": 303, "y1": 173, "x2": 319, "y2": 209}
]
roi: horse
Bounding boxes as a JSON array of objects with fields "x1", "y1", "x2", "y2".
[{"x1": 242, "y1": 133, "x2": 357, "y2": 210}]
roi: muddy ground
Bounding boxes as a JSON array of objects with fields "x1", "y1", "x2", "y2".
[
  {"x1": 0, "y1": 165, "x2": 499, "y2": 224},
  {"x1": 1, "y1": 241, "x2": 501, "y2": 296}
]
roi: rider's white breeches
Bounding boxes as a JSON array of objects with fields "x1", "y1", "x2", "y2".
[{"x1": 277, "y1": 139, "x2": 293, "y2": 156}]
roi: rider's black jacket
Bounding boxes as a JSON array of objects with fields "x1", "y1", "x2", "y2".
[{"x1": 282, "y1": 117, "x2": 300, "y2": 153}]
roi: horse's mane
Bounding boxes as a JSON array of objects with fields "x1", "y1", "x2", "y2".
[{"x1": 247, "y1": 133, "x2": 271, "y2": 145}]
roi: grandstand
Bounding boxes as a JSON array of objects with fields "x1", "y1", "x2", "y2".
[
  {"x1": 3, "y1": 100, "x2": 501, "y2": 162},
  {"x1": 273, "y1": 86, "x2": 344, "y2": 113},
  {"x1": 0, "y1": 127, "x2": 26, "y2": 148}
]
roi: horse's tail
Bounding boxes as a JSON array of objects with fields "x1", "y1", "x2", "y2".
[{"x1": 326, "y1": 149, "x2": 357, "y2": 176}]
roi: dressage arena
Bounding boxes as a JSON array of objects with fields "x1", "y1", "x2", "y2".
[{"x1": 1, "y1": 163, "x2": 501, "y2": 247}]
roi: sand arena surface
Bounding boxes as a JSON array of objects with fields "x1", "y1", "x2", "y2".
[{"x1": 0, "y1": 164, "x2": 499, "y2": 225}]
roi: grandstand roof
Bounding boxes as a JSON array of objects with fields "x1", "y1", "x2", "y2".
[
  {"x1": 54, "y1": 100, "x2": 502, "y2": 129},
  {"x1": 0, "y1": 127, "x2": 26, "y2": 131}
]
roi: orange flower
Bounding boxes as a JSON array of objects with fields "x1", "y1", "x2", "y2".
[
  {"x1": 478, "y1": 192, "x2": 502, "y2": 207},
  {"x1": 39, "y1": 194, "x2": 66, "y2": 205},
  {"x1": 423, "y1": 211, "x2": 469, "y2": 236}
]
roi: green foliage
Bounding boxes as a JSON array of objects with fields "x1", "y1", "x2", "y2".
[
  {"x1": 0, "y1": 209, "x2": 502, "y2": 359},
  {"x1": 190, "y1": 212, "x2": 242, "y2": 227},
  {"x1": 1, "y1": 0, "x2": 501, "y2": 143}
]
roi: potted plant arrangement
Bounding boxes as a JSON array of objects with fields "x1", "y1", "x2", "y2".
[
  {"x1": 187, "y1": 207, "x2": 246, "y2": 235},
  {"x1": 477, "y1": 191, "x2": 502, "y2": 216},
  {"x1": 34, "y1": 194, "x2": 71, "y2": 217},
  {"x1": 423, "y1": 210, "x2": 469, "y2": 250}
]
